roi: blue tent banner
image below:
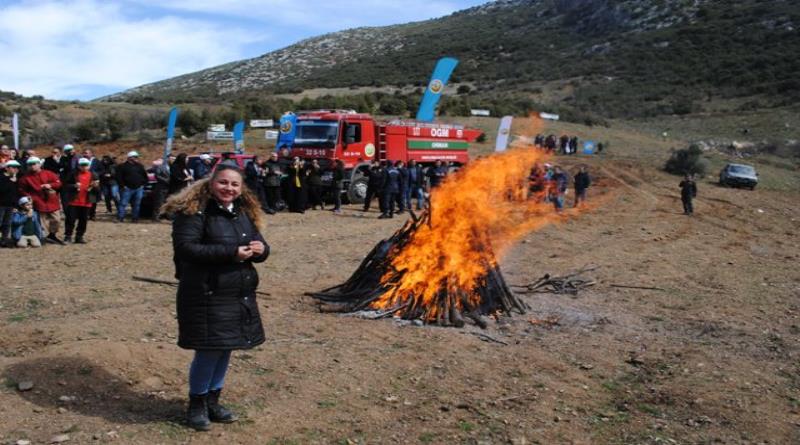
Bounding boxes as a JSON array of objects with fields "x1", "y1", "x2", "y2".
[
  {"x1": 163, "y1": 107, "x2": 179, "y2": 161},
  {"x1": 415, "y1": 57, "x2": 459, "y2": 122},
  {"x1": 276, "y1": 113, "x2": 297, "y2": 150},
  {"x1": 583, "y1": 140, "x2": 595, "y2": 155},
  {"x1": 233, "y1": 121, "x2": 245, "y2": 154}
]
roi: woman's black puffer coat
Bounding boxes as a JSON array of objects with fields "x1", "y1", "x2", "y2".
[{"x1": 172, "y1": 200, "x2": 269, "y2": 350}]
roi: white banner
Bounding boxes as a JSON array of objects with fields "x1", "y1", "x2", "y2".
[
  {"x1": 208, "y1": 124, "x2": 225, "y2": 132},
  {"x1": 265, "y1": 130, "x2": 278, "y2": 140},
  {"x1": 206, "y1": 131, "x2": 234, "y2": 141},
  {"x1": 470, "y1": 109, "x2": 491, "y2": 117},
  {"x1": 12, "y1": 113, "x2": 19, "y2": 150},
  {"x1": 250, "y1": 119, "x2": 274, "y2": 128},
  {"x1": 494, "y1": 116, "x2": 513, "y2": 152},
  {"x1": 539, "y1": 112, "x2": 560, "y2": 121}
]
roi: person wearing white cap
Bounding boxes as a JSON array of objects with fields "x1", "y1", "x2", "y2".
[
  {"x1": 63, "y1": 158, "x2": 100, "y2": 243},
  {"x1": 195, "y1": 154, "x2": 213, "y2": 180},
  {"x1": 0, "y1": 160, "x2": 22, "y2": 246},
  {"x1": 116, "y1": 150, "x2": 148, "y2": 222},
  {"x1": 58, "y1": 145, "x2": 77, "y2": 211},
  {"x1": 17, "y1": 156, "x2": 65, "y2": 244},
  {"x1": 11, "y1": 196, "x2": 43, "y2": 247}
]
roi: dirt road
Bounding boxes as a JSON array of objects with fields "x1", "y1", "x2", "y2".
[{"x1": 1, "y1": 157, "x2": 798, "y2": 444}]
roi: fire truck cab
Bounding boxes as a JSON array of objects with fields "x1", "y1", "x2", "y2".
[{"x1": 289, "y1": 110, "x2": 483, "y2": 203}]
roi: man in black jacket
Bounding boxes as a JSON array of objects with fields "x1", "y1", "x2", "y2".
[
  {"x1": 148, "y1": 158, "x2": 170, "y2": 221},
  {"x1": 362, "y1": 161, "x2": 384, "y2": 212},
  {"x1": 379, "y1": 161, "x2": 401, "y2": 219},
  {"x1": 405, "y1": 160, "x2": 424, "y2": 210},
  {"x1": 395, "y1": 160, "x2": 408, "y2": 213},
  {"x1": 116, "y1": 151, "x2": 149, "y2": 222},
  {"x1": 679, "y1": 174, "x2": 697, "y2": 215},
  {"x1": 43, "y1": 147, "x2": 63, "y2": 174},
  {"x1": 573, "y1": 166, "x2": 591, "y2": 207},
  {"x1": 264, "y1": 152, "x2": 284, "y2": 211}
]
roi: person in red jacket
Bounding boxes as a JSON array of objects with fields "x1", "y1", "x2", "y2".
[
  {"x1": 18, "y1": 156, "x2": 65, "y2": 244},
  {"x1": 63, "y1": 158, "x2": 99, "y2": 243}
]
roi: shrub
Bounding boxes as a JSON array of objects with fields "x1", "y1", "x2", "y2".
[{"x1": 664, "y1": 144, "x2": 709, "y2": 176}]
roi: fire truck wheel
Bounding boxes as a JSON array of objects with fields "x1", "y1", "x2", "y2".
[{"x1": 347, "y1": 177, "x2": 369, "y2": 204}]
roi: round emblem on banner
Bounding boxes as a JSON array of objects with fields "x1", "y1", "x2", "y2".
[
  {"x1": 500, "y1": 128, "x2": 510, "y2": 135},
  {"x1": 429, "y1": 79, "x2": 444, "y2": 94},
  {"x1": 364, "y1": 143, "x2": 376, "y2": 158},
  {"x1": 280, "y1": 121, "x2": 293, "y2": 134}
]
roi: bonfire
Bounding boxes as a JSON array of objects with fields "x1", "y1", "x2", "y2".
[{"x1": 309, "y1": 148, "x2": 568, "y2": 328}]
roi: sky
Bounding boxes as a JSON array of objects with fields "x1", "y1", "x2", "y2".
[{"x1": 0, "y1": 0, "x2": 488, "y2": 101}]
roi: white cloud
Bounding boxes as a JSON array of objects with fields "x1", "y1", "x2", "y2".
[
  {"x1": 0, "y1": 0, "x2": 263, "y2": 99},
  {"x1": 127, "y1": 0, "x2": 477, "y2": 32}
]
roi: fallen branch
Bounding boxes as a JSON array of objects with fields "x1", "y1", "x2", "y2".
[
  {"x1": 513, "y1": 265, "x2": 599, "y2": 295},
  {"x1": 132, "y1": 276, "x2": 271, "y2": 297},
  {"x1": 470, "y1": 332, "x2": 509, "y2": 345},
  {"x1": 610, "y1": 284, "x2": 665, "y2": 291},
  {"x1": 493, "y1": 391, "x2": 540, "y2": 404}
]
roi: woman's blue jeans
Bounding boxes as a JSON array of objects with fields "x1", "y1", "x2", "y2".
[{"x1": 189, "y1": 350, "x2": 231, "y2": 396}]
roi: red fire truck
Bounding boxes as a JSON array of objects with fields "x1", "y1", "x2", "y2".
[{"x1": 287, "y1": 110, "x2": 483, "y2": 203}]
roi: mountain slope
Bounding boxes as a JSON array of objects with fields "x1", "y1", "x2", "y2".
[{"x1": 103, "y1": 0, "x2": 800, "y2": 118}]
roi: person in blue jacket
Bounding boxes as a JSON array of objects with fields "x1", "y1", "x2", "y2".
[{"x1": 11, "y1": 196, "x2": 44, "y2": 248}]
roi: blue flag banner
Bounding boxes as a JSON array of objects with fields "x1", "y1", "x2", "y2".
[
  {"x1": 276, "y1": 112, "x2": 297, "y2": 150},
  {"x1": 233, "y1": 121, "x2": 245, "y2": 154},
  {"x1": 163, "y1": 107, "x2": 179, "y2": 161},
  {"x1": 415, "y1": 57, "x2": 459, "y2": 122},
  {"x1": 495, "y1": 116, "x2": 514, "y2": 152},
  {"x1": 583, "y1": 140, "x2": 595, "y2": 155}
]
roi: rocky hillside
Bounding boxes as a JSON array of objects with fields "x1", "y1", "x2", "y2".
[{"x1": 102, "y1": 0, "x2": 800, "y2": 119}]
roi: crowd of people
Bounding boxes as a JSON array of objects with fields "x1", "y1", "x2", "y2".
[
  {"x1": 0, "y1": 144, "x2": 151, "y2": 247},
  {"x1": 528, "y1": 163, "x2": 592, "y2": 211},
  {"x1": 533, "y1": 133, "x2": 604, "y2": 155},
  {"x1": 0, "y1": 138, "x2": 606, "y2": 248}
]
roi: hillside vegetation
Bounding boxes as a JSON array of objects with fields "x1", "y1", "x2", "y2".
[{"x1": 103, "y1": 0, "x2": 800, "y2": 120}]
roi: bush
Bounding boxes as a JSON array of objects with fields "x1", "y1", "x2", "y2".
[{"x1": 664, "y1": 144, "x2": 709, "y2": 176}]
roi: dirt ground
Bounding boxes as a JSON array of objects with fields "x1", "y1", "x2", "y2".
[{"x1": 1, "y1": 153, "x2": 799, "y2": 444}]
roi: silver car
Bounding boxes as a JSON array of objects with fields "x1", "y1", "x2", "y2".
[{"x1": 719, "y1": 163, "x2": 758, "y2": 190}]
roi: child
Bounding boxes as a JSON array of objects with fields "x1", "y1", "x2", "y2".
[{"x1": 11, "y1": 196, "x2": 44, "y2": 248}]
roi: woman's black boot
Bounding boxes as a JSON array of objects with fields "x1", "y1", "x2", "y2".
[
  {"x1": 187, "y1": 394, "x2": 211, "y2": 431},
  {"x1": 207, "y1": 389, "x2": 238, "y2": 423}
]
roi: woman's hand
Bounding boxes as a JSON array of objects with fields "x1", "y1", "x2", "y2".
[
  {"x1": 248, "y1": 241, "x2": 265, "y2": 256},
  {"x1": 236, "y1": 245, "x2": 253, "y2": 261}
]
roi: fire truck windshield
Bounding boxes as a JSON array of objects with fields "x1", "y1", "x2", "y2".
[{"x1": 294, "y1": 120, "x2": 338, "y2": 148}]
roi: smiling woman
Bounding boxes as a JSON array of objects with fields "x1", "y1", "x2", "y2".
[{"x1": 160, "y1": 164, "x2": 269, "y2": 431}]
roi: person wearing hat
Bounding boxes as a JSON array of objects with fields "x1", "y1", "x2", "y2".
[
  {"x1": 195, "y1": 154, "x2": 213, "y2": 180},
  {"x1": 0, "y1": 160, "x2": 22, "y2": 247},
  {"x1": 18, "y1": 156, "x2": 65, "y2": 244},
  {"x1": 58, "y1": 144, "x2": 76, "y2": 211},
  {"x1": 63, "y1": 158, "x2": 100, "y2": 243},
  {"x1": 11, "y1": 196, "x2": 43, "y2": 248},
  {"x1": 115, "y1": 151, "x2": 148, "y2": 223}
]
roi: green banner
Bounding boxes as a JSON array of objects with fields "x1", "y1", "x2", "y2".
[{"x1": 408, "y1": 140, "x2": 469, "y2": 150}]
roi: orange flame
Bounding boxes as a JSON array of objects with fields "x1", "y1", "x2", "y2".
[{"x1": 371, "y1": 141, "x2": 576, "y2": 319}]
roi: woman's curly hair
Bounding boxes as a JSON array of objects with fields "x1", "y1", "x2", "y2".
[{"x1": 160, "y1": 163, "x2": 266, "y2": 231}]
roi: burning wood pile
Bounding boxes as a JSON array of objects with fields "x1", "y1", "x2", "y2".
[
  {"x1": 309, "y1": 147, "x2": 578, "y2": 329},
  {"x1": 309, "y1": 209, "x2": 527, "y2": 328}
]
